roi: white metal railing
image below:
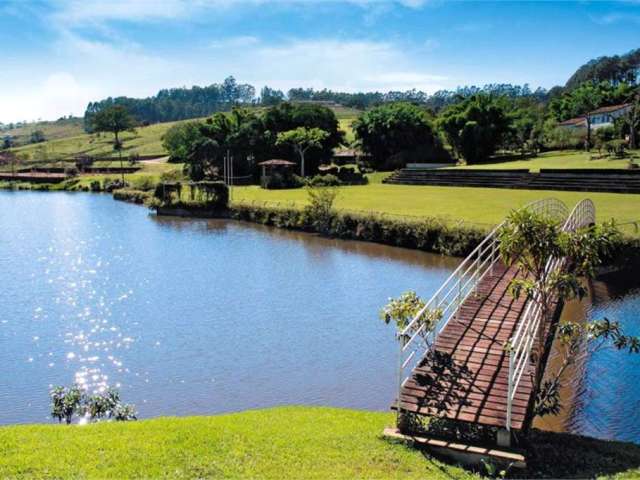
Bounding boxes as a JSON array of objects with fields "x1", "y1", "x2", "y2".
[
  {"x1": 396, "y1": 198, "x2": 570, "y2": 411},
  {"x1": 506, "y1": 199, "x2": 595, "y2": 430}
]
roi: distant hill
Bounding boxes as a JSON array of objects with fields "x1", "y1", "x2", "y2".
[
  {"x1": 1, "y1": 117, "x2": 84, "y2": 148},
  {"x1": 565, "y1": 48, "x2": 640, "y2": 91}
]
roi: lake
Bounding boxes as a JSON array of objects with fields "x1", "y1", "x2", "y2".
[
  {"x1": 0, "y1": 191, "x2": 457, "y2": 424},
  {"x1": 1, "y1": 191, "x2": 638, "y2": 444}
]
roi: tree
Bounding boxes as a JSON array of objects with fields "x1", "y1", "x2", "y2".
[
  {"x1": 185, "y1": 137, "x2": 221, "y2": 181},
  {"x1": 2, "y1": 135, "x2": 13, "y2": 150},
  {"x1": 621, "y1": 91, "x2": 640, "y2": 149},
  {"x1": 565, "y1": 48, "x2": 640, "y2": 91},
  {"x1": 353, "y1": 102, "x2": 444, "y2": 169},
  {"x1": 276, "y1": 127, "x2": 329, "y2": 177},
  {"x1": 497, "y1": 208, "x2": 635, "y2": 422},
  {"x1": 84, "y1": 77, "x2": 256, "y2": 126},
  {"x1": 436, "y1": 94, "x2": 510, "y2": 164},
  {"x1": 505, "y1": 106, "x2": 544, "y2": 157},
  {"x1": 30, "y1": 130, "x2": 46, "y2": 144},
  {"x1": 90, "y1": 105, "x2": 136, "y2": 149},
  {"x1": 260, "y1": 86, "x2": 285, "y2": 106},
  {"x1": 263, "y1": 102, "x2": 344, "y2": 169},
  {"x1": 91, "y1": 105, "x2": 136, "y2": 183},
  {"x1": 568, "y1": 84, "x2": 603, "y2": 148},
  {"x1": 162, "y1": 121, "x2": 205, "y2": 163}
]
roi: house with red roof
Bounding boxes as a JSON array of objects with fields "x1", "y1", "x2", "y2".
[{"x1": 559, "y1": 103, "x2": 632, "y2": 131}]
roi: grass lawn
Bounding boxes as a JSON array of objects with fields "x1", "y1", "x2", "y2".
[
  {"x1": 2, "y1": 117, "x2": 85, "y2": 146},
  {"x1": 0, "y1": 407, "x2": 472, "y2": 479},
  {"x1": 452, "y1": 150, "x2": 639, "y2": 172},
  {"x1": 339, "y1": 118, "x2": 356, "y2": 143},
  {"x1": 10, "y1": 121, "x2": 180, "y2": 161},
  {"x1": 62, "y1": 161, "x2": 183, "y2": 190},
  {"x1": 232, "y1": 182, "x2": 640, "y2": 231},
  {"x1": 2, "y1": 406, "x2": 639, "y2": 479}
]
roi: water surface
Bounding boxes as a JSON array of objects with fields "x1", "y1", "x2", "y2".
[
  {"x1": 0, "y1": 191, "x2": 457, "y2": 424},
  {"x1": 2, "y1": 191, "x2": 639, "y2": 445}
]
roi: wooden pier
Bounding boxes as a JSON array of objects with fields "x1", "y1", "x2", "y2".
[{"x1": 393, "y1": 198, "x2": 595, "y2": 446}]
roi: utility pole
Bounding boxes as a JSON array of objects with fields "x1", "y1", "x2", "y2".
[{"x1": 223, "y1": 149, "x2": 233, "y2": 202}]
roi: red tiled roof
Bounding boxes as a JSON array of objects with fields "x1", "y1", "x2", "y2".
[
  {"x1": 588, "y1": 103, "x2": 631, "y2": 115},
  {"x1": 558, "y1": 117, "x2": 587, "y2": 127},
  {"x1": 257, "y1": 159, "x2": 297, "y2": 166}
]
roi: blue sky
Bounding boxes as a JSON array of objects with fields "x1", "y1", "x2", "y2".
[{"x1": 1, "y1": 0, "x2": 639, "y2": 123}]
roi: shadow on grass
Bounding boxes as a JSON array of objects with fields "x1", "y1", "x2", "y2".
[
  {"x1": 415, "y1": 428, "x2": 640, "y2": 479},
  {"x1": 519, "y1": 429, "x2": 640, "y2": 479}
]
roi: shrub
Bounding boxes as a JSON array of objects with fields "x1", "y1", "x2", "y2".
[
  {"x1": 305, "y1": 187, "x2": 338, "y2": 234},
  {"x1": 131, "y1": 175, "x2": 156, "y2": 191},
  {"x1": 337, "y1": 166, "x2": 368, "y2": 185},
  {"x1": 307, "y1": 174, "x2": 341, "y2": 187},
  {"x1": 49, "y1": 385, "x2": 136, "y2": 424},
  {"x1": 113, "y1": 188, "x2": 151, "y2": 204},
  {"x1": 64, "y1": 166, "x2": 78, "y2": 177},
  {"x1": 159, "y1": 170, "x2": 183, "y2": 183},
  {"x1": 229, "y1": 204, "x2": 485, "y2": 256},
  {"x1": 263, "y1": 172, "x2": 305, "y2": 189},
  {"x1": 50, "y1": 386, "x2": 83, "y2": 424},
  {"x1": 89, "y1": 180, "x2": 102, "y2": 192},
  {"x1": 606, "y1": 139, "x2": 627, "y2": 158}
]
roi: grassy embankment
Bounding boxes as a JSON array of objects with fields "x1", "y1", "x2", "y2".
[
  {"x1": 232, "y1": 178, "x2": 640, "y2": 231},
  {"x1": 1, "y1": 407, "x2": 639, "y2": 479},
  {"x1": 451, "y1": 150, "x2": 639, "y2": 171}
]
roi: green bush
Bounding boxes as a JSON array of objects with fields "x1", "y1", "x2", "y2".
[
  {"x1": 606, "y1": 139, "x2": 627, "y2": 158},
  {"x1": 230, "y1": 204, "x2": 484, "y2": 256},
  {"x1": 131, "y1": 175, "x2": 156, "y2": 191},
  {"x1": 113, "y1": 188, "x2": 151, "y2": 204},
  {"x1": 307, "y1": 174, "x2": 341, "y2": 187},
  {"x1": 262, "y1": 172, "x2": 305, "y2": 189},
  {"x1": 337, "y1": 166, "x2": 368, "y2": 185},
  {"x1": 64, "y1": 166, "x2": 79, "y2": 177}
]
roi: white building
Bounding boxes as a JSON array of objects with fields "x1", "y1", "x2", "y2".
[
  {"x1": 558, "y1": 103, "x2": 632, "y2": 130},
  {"x1": 588, "y1": 103, "x2": 632, "y2": 129}
]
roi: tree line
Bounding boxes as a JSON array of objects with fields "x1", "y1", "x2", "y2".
[
  {"x1": 84, "y1": 77, "x2": 256, "y2": 130},
  {"x1": 153, "y1": 80, "x2": 639, "y2": 181},
  {"x1": 565, "y1": 48, "x2": 640, "y2": 92}
]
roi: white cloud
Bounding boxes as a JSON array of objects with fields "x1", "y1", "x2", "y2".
[
  {"x1": 219, "y1": 38, "x2": 448, "y2": 93},
  {"x1": 51, "y1": 0, "x2": 208, "y2": 25},
  {"x1": 0, "y1": 73, "x2": 99, "y2": 123},
  {"x1": 50, "y1": 0, "x2": 429, "y2": 27},
  {"x1": 1, "y1": 36, "x2": 449, "y2": 122}
]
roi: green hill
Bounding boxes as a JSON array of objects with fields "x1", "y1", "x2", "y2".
[
  {"x1": 8, "y1": 105, "x2": 359, "y2": 163},
  {"x1": 1, "y1": 117, "x2": 84, "y2": 148}
]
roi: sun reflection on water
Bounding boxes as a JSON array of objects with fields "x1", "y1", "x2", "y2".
[{"x1": 33, "y1": 226, "x2": 137, "y2": 397}]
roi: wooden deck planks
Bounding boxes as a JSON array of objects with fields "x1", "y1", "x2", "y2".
[{"x1": 397, "y1": 262, "x2": 551, "y2": 431}]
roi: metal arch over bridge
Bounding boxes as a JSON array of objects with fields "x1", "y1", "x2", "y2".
[{"x1": 394, "y1": 198, "x2": 596, "y2": 442}]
